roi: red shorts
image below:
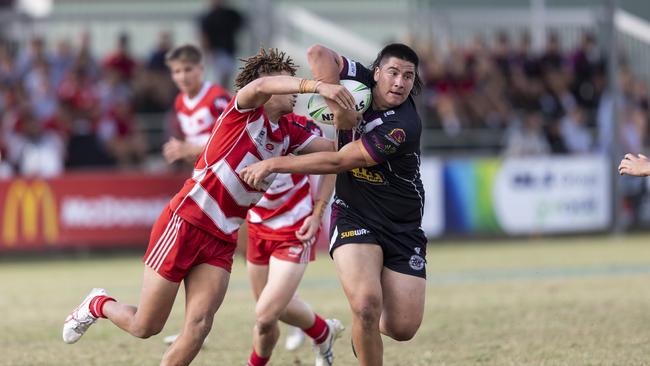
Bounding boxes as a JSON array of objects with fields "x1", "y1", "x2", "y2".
[
  {"x1": 143, "y1": 207, "x2": 236, "y2": 282},
  {"x1": 246, "y1": 230, "x2": 316, "y2": 265}
]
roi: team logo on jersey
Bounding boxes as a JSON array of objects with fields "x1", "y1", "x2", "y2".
[
  {"x1": 409, "y1": 255, "x2": 425, "y2": 271},
  {"x1": 340, "y1": 228, "x2": 370, "y2": 239},
  {"x1": 371, "y1": 135, "x2": 397, "y2": 155},
  {"x1": 385, "y1": 128, "x2": 406, "y2": 146},
  {"x1": 265, "y1": 143, "x2": 275, "y2": 151},
  {"x1": 351, "y1": 167, "x2": 386, "y2": 185}
]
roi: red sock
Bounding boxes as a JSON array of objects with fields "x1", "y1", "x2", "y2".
[
  {"x1": 304, "y1": 314, "x2": 329, "y2": 344},
  {"x1": 247, "y1": 349, "x2": 270, "y2": 366},
  {"x1": 89, "y1": 295, "x2": 116, "y2": 318}
]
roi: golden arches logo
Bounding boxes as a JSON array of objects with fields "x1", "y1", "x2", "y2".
[{"x1": 2, "y1": 180, "x2": 58, "y2": 246}]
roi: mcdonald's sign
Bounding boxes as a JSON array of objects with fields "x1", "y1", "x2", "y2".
[{"x1": 2, "y1": 180, "x2": 58, "y2": 246}]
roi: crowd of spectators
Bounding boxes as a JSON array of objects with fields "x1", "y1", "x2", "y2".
[
  {"x1": 0, "y1": 31, "x2": 178, "y2": 178},
  {"x1": 416, "y1": 30, "x2": 650, "y2": 156}
]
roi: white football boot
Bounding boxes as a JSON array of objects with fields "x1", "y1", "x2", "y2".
[
  {"x1": 313, "y1": 318, "x2": 344, "y2": 366},
  {"x1": 284, "y1": 325, "x2": 306, "y2": 351},
  {"x1": 62, "y1": 288, "x2": 108, "y2": 344}
]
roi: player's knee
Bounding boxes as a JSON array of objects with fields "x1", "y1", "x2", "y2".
[
  {"x1": 186, "y1": 314, "x2": 214, "y2": 340},
  {"x1": 350, "y1": 296, "x2": 382, "y2": 329},
  {"x1": 387, "y1": 326, "x2": 418, "y2": 342},
  {"x1": 383, "y1": 318, "x2": 421, "y2": 341},
  {"x1": 255, "y1": 313, "x2": 279, "y2": 335}
]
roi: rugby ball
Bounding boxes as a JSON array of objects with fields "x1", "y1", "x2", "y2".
[{"x1": 307, "y1": 79, "x2": 371, "y2": 125}]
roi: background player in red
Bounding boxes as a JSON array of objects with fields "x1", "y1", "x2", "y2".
[
  {"x1": 162, "y1": 44, "x2": 230, "y2": 164},
  {"x1": 62, "y1": 47, "x2": 356, "y2": 366},
  {"x1": 245, "y1": 112, "x2": 341, "y2": 366}
]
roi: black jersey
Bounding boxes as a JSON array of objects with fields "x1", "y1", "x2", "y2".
[{"x1": 335, "y1": 56, "x2": 425, "y2": 233}]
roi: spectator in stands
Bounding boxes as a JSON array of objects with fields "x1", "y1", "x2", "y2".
[
  {"x1": 570, "y1": 31, "x2": 604, "y2": 109},
  {"x1": 97, "y1": 97, "x2": 147, "y2": 168},
  {"x1": 503, "y1": 111, "x2": 550, "y2": 156},
  {"x1": 103, "y1": 33, "x2": 137, "y2": 83},
  {"x1": 5, "y1": 109, "x2": 65, "y2": 177},
  {"x1": 0, "y1": 43, "x2": 18, "y2": 86},
  {"x1": 15, "y1": 36, "x2": 51, "y2": 79},
  {"x1": 492, "y1": 31, "x2": 513, "y2": 80},
  {"x1": 134, "y1": 31, "x2": 176, "y2": 113},
  {"x1": 75, "y1": 30, "x2": 100, "y2": 82},
  {"x1": 540, "y1": 31, "x2": 565, "y2": 73},
  {"x1": 23, "y1": 59, "x2": 57, "y2": 120},
  {"x1": 560, "y1": 107, "x2": 593, "y2": 153},
  {"x1": 198, "y1": 0, "x2": 244, "y2": 87},
  {"x1": 147, "y1": 31, "x2": 173, "y2": 73}
]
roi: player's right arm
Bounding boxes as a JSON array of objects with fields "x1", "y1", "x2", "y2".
[
  {"x1": 619, "y1": 153, "x2": 650, "y2": 176},
  {"x1": 236, "y1": 75, "x2": 355, "y2": 111},
  {"x1": 239, "y1": 139, "x2": 375, "y2": 189},
  {"x1": 307, "y1": 44, "x2": 361, "y2": 130}
]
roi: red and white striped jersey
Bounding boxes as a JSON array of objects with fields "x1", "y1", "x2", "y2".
[
  {"x1": 247, "y1": 114, "x2": 323, "y2": 240},
  {"x1": 173, "y1": 81, "x2": 230, "y2": 146},
  {"x1": 168, "y1": 97, "x2": 318, "y2": 243}
]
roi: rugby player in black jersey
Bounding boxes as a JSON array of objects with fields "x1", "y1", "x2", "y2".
[{"x1": 240, "y1": 43, "x2": 426, "y2": 366}]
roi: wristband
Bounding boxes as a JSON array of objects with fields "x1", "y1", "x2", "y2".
[{"x1": 299, "y1": 79, "x2": 319, "y2": 94}]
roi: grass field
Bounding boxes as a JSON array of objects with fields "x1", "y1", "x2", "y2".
[{"x1": 3, "y1": 235, "x2": 650, "y2": 366}]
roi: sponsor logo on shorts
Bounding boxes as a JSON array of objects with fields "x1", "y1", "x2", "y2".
[
  {"x1": 351, "y1": 167, "x2": 386, "y2": 185},
  {"x1": 385, "y1": 128, "x2": 406, "y2": 146},
  {"x1": 288, "y1": 246, "x2": 303, "y2": 257},
  {"x1": 340, "y1": 228, "x2": 370, "y2": 239},
  {"x1": 409, "y1": 255, "x2": 425, "y2": 271}
]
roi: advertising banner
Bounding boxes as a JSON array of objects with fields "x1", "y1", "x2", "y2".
[
  {"x1": 0, "y1": 173, "x2": 186, "y2": 251},
  {"x1": 444, "y1": 155, "x2": 612, "y2": 235}
]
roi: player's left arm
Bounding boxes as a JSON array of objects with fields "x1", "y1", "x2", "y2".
[{"x1": 239, "y1": 139, "x2": 375, "y2": 189}]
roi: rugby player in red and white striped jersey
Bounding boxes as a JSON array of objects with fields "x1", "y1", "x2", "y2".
[
  {"x1": 62, "y1": 48, "x2": 356, "y2": 366},
  {"x1": 162, "y1": 44, "x2": 231, "y2": 164},
  {"x1": 244, "y1": 113, "x2": 342, "y2": 366}
]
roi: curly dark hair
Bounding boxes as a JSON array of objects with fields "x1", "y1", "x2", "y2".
[{"x1": 234, "y1": 48, "x2": 298, "y2": 90}]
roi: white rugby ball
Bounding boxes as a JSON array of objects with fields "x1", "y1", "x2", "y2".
[{"x1": 307, "y1": 79, "x2": 371, "y2": 125}]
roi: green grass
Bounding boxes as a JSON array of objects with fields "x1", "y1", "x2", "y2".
[{"x1": 3, "y1": 235, "x2": 650, "y2": 365}]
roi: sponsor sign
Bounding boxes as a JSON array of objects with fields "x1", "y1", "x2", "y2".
[
  {"x1": 493, "y1": 155, "x2": 611, "y2": 234},
  {"x1": 443, "y1": 155, "x2": 611, "y2": 235},
  {"x1": 0, "y1": 173, "x2": 186, "y2": 251}
]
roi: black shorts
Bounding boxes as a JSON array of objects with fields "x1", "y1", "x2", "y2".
[{"x1": 329, "y1": 200, "x2": 427, "y2": 279}]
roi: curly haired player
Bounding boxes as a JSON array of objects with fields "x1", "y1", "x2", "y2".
[{"x1": 62, "y1": 48, "x2": 354, "y2": 366}]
